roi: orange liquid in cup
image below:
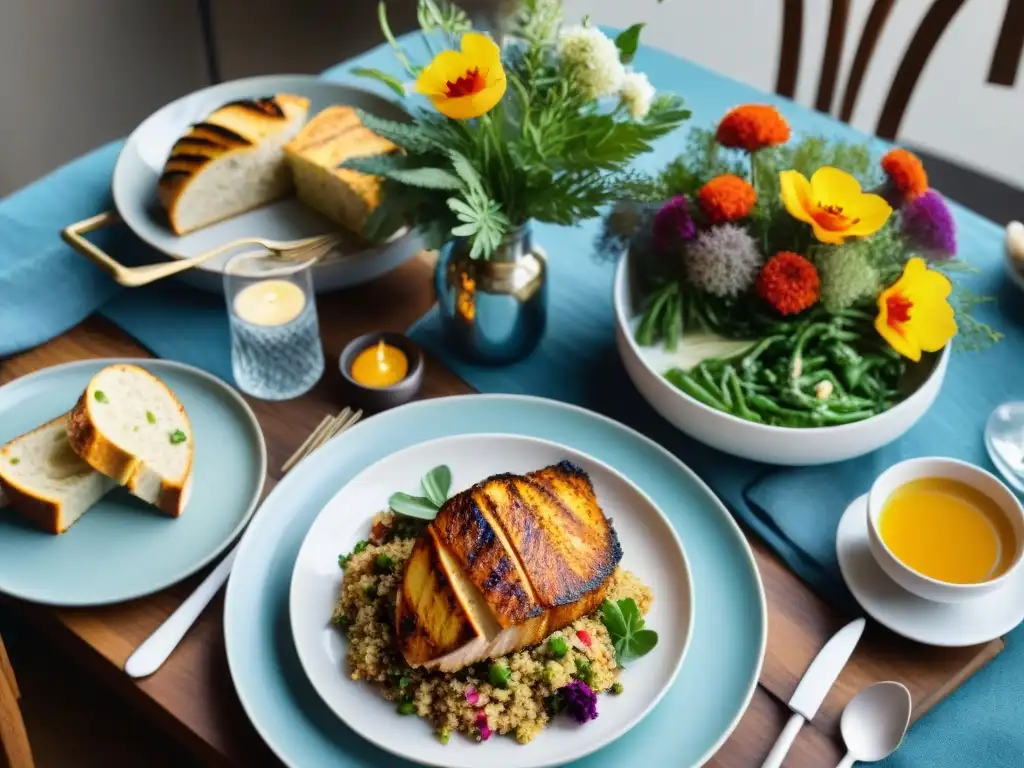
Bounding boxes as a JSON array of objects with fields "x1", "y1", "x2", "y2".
[{"x1": 880, "y1": 477, "x2": 1017, "y2": 584}]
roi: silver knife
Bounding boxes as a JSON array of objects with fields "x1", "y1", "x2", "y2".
[{"x1": 761, "y1": 617, "x2": 866, "y2": 768}]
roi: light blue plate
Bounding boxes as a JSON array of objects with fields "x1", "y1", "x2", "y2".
[
  {"x1": 224, "y1": 395, "x2": 766, "y2": 767},
  {"x1": 0, "y1": 358, "x2": 266, "y2": 606}
]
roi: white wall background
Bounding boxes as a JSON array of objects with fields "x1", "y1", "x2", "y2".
[
  {"x1": 562, "y1": 0, "x2": 1024, "y2": 191},
  {"x1": 1, "y1": 1, "x2": 1020, "y2": 196}
]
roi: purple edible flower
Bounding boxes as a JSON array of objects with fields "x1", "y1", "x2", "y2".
[
  {"x1": 475, "y1": 711, "x2": 492, "y2": 741},
  {"x1": 464, "y1": 685, "x2": 480, "y2": 706},
  {"x1": 900, "y1": 189, "x2": 956, "y2": 259},
  {"x1": 653, "y1": 195, "x2": 697, "y2": 251},
  {"x1": 560, "y1": 679, "x2": 599, "y2": 724}
]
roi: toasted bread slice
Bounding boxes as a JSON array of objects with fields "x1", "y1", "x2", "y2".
[
  {"x1": 66, "y1": 364, "x2": 193, "y2": 517},
  {"x1": 0, "y1": 414, "x2": 116, "y2": 534},
  {"x1": 158, "y1": 94, "x2": 310, "y2": 234},
  {"x1": 283, "y1": 105, "x2": 397, "y2": 233}
]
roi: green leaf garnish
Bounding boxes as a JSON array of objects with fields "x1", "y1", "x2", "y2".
[
  {"x1": 388, "y1": 465, "x2": 453, "y2": 520},
  {"x1": 421, "y1": 465, "x2": 452, "y2": 508},
  {"x1": 94, "y1": 390, "x2": 108, "y2": 403},
  {"x1": 600, "y1": 598, "x2": 659, "y2": 666},
  {"x1": 375, "y1": 553, "x2": 396, "y2": 573},
  {"x1": 146, "y1": 411, "x2": 156, "y2": 424},
  {"x1": 169, "y1": 429, "x2": 187, "y2": 445},
  {"x1": 388, "y1": 492, "x2": 440, "y2": 520},
  {"x1": 614, "y1": 23, "x2": 645, "y2": 64}
]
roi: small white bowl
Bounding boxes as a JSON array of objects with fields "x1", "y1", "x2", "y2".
[
  {"x1": 866, "y1": 457, "x2": 1024, "y2": 603},
  {"x1": 613, "y1": 252, "x2": 949, "y2": 466}
]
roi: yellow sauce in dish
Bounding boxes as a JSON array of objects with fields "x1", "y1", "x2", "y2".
[
  {"x1": 350, "y1": 340, "x2": 408, "y2": 388},
  {"x1": 880, "y1": 477, "x2": 1017, "y2": 584}
]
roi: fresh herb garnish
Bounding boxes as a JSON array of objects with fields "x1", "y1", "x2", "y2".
[
  {"x1": 146, "y1": 410, "x2": 157, "y2": 424},
  {"x1": 375, "y1": 553, "x2": 396, "y2": 573},
  {"x1": 611, "y1": 681, "x2": 624, "y2": 695},
  {"x1": 396, "y1": 699, "x2": 415, "y2": 715},
  {"x1": 364, "y1": 583, "x2": 377, "y2": 599},
  {"x1": 544, "y1": 693, "x2": 564, "y2": 716},
  {"x1": 353, "y1": 540, "x2": 368, "y2": 554},
  {"x1": 169, "y1": 429, "x2": 187, "y2": 445},
  {"x1": 600, "y1": 598, "x2": 659, "y2": 666},
  {"x1": 94, "y1": 390, "x2": 108, "y2": 403},
  {"x1": 338, "y1": 553, "x2": 351, "y2": 569},
  {"x1": 388, "y1": 465, "x2": 452, "y2": 520}
]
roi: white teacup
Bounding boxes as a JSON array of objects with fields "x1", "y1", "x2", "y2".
[{"x1": 867, "y1": 457, "x2": 1024, "y2": 603}]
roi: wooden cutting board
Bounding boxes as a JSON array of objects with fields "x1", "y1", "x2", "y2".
[{"x1": 0, "y1": 252, "x2": 1005, "y2": 766}]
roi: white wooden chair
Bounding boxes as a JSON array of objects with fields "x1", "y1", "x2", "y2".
[{"x1": 0, "y1": 633, "x2": 33, "y2": 768}]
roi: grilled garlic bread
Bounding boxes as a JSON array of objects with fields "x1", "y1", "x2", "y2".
[
  {"x1": 396, "y1": 461, "x2": 622, "y2": 672},
  {"x1": 158, "y1": 94, "x2": 310, "y2": 234},
  {"x1": 283, "y1": 105, "x2": 397, "y2": 234}
]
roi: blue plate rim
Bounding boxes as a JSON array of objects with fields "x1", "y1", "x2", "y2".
[
  {"x1": 223, "y1": 394, "x2": 767, "y2": 767},
  {"x1": 0, "y1": 357, "x2": 268, "y2": 607}
]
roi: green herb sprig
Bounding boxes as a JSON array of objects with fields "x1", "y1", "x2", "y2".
[
  {"x1": 388, "y1": 465, "x2": 452, "y2": 520},
  {"x1": 600, "y1": 598, "x2": 658, "y2": 666}
]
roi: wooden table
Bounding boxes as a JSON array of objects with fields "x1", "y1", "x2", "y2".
[{"x1": 0, "y1": 252, "x2": 1003, "y2": 767}]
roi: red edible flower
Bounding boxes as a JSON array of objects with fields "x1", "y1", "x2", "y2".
[
  {"x1": 697, "y1": 174, "x2": 757, "y2": 224},
  {"x1": 756, "y1": 251, "x2": 821, "y2": 316},
  {"x1": 881, "y1": 148, "x2": 928, "y2": 202},
  {"x1": 716, "y1": 104, "x2": 791, "y2": 152},
  {"x1": 576, "y1": 630, "x2": 592, "y2": 647},
  {"x1": 475, "y1": 711, "x2": 492, "y2": 741}
]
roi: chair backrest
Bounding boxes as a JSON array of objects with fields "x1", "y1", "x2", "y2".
[{"x1": 562, "y1": 0, "x2": 1024, "y2": 191}]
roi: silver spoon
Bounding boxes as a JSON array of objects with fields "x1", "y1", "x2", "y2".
[{"x1": 836, "y1": 681, "x2": 912, "y2": 768}]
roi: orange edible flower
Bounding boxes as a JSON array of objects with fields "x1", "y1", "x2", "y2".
[
  {"x1": 881, "y1": 148, "x2": 929, "y2": 202},
  {"x1": 415, "y1": 32, "x2": 507, "y2": 120},
  {"x1": 716, "y1": 104, "x2": 791, "y2": 152},
  {"x1": 875, "y1": 257, "x2": 956, "y2": 361},
  {"x1": 697, "y1": 174, "x2": 757, "y2": 223},
  {"x1": 756, "y1": 251, "x2": 820, "y2": 316}
]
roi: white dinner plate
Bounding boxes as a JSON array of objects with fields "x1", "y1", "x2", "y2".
[
  {"x1": 289, "y1": 433, "x2": 693, "y2": 768},
  {"x1": 111, "y1": 74, "x2": 423, "y2": 293},
  {"x1": 837, "y1": 494, "x2": 1024, "y2": 646}
]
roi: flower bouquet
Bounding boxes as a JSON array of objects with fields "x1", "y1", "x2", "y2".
[
  {"x1": 611, "y1": 104, "x2": 999, "y2": 428},
  {"x1": 346, "y1": 0, "x2": 690, "y2": 258}
]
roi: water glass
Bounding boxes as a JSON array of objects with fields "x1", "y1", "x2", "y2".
[{"x1": 223, "y1": 252, "x2": 325, "y2": 400}]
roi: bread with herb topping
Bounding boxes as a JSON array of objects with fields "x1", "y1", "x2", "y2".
[
  {"x1": 157, "y1": 94, "x2": 310, "y2": 235},
  {"x1": 0, "y1": 415, "x2": 116, "y2": 534},
  {"x1": 283, "y1": 105, "x2": 397, "y2": 234},
  {"x1": 66, "y1": 364, "x2": 194, "y2": 517}
]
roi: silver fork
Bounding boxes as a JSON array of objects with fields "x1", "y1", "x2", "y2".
[{"x1": 124, "y1": 407, "x2": 363, "y2": 678}]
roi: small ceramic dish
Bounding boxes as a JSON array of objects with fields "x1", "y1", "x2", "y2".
[
  {"x1": 338, "y1": 332, "x2": 424, "y2": 411},
  {"x1": 837, "y1": 494, "x2": 1024, "y2": 646},
  {"x1": 866, "y1": 457, "x2": 1024, "y2": 603}
]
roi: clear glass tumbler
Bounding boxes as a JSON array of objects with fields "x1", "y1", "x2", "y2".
[{"x1": 223, "y1": 252, "x2": 325, "y2": 400}]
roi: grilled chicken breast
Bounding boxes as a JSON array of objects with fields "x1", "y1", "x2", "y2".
[{"x1": 396, "y1": 461, "x2": 622, "y2": 672}]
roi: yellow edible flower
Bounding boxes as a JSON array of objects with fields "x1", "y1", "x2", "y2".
[
  {"x1": 875, "y1": 257, "x2": 957, "y2": 361},
  {"x1": 415, "y1": 32, "x2": 507, "y2": 120},
  {"x1": 779, "y1": 166, "x2": 892, "y2": 244}
]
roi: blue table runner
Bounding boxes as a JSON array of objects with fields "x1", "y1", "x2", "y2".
[{"x1": 1, "y1": 32, "x2": 1022, "y2": 768}]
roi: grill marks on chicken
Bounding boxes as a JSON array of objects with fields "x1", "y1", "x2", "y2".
[{"x1": 395, "y1": 461, "x2": 623, "y2": 671}]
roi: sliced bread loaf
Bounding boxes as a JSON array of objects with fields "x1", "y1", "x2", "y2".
[
  {"x1": 158, "y1": 94, "x2": 311, "y2": 235},
  {"x1": 283, "y1": 105, "x2": 397, "y2": 234},
  {"x1": 0, "y1": 415, "x2": 116, "y2": 534},
  {"x1": 67, "y1": 365, "x2": 194, "y2": 517}
]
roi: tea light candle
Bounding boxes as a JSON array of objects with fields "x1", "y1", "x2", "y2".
[
  {"x1": 350, "y1": 339, "x2": 409, "y2": 388},
  {"x1": 339, "y1": 332, "x2": 424, "y2": 411},
  {"x1": 233, "y1": 279, "x2": 306, "y2": 326}
]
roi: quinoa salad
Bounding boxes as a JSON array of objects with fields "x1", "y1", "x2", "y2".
[{"x1": 332, "y1": 512, "x2": 655, "y2": 745}]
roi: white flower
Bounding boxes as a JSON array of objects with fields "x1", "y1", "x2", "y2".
[
  {"x1": 684, "y1": 224, "x2": 763, "y2": 297},
  {"x1": 557, "y1": 25, "x2": 625, "y2": 99},
  {"x1": 619, "y1": 71, "x2": 655, "y2": 120}
]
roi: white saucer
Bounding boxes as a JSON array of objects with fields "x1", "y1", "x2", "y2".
[{"x1": 836, "y1": 494, "x2": 1024, "y2": 646}]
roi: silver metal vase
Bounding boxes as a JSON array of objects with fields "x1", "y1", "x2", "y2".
[{"x1": 433, "y1": 223, "x2": 548, "y2": 364}]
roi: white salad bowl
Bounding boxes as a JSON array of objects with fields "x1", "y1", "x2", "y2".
[{"x1": 613, "y1": 251, "x2": 950, "y2": 466}]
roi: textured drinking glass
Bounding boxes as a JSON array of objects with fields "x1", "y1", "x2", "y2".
[
  {"x1": 224, "y1": 252, "x2": 325, "y2": 400},
  {"x1": 986, "y1": 401, "x2": 1024, "y2": 493}
]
